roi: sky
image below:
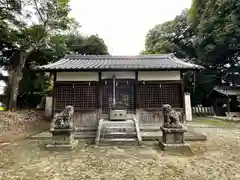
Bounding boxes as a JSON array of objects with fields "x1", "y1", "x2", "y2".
[{"x1": 69, "y1": 0, "x2": 192, "y2": 55}]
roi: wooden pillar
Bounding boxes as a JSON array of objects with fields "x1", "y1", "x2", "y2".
[
  {"x1": 51, "y1": 72, "x2": 57, "y2": 118},
  {"x1": 98, "y1": 72, "x2": 102, "y2": 112},
  {"x1": 180, "y1": 71, "x2": 185, "y2": 115},
  {"x1": 135, "y1": 71, "x2": 138, "y2": 114}
]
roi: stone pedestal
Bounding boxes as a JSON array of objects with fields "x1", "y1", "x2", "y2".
[
  {"x1": 159, "y1": 127, "x2": 190, "y2": 151},
  {"x1": 46, "y1": 128, "x2": 78, "y2": 151}
]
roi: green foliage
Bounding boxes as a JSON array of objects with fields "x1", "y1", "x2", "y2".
[
  {"x1": 144, "y1": 9, "x2": 206, "y2": 105},
  {"x1": 145, "y1": 9, "x2": 196, "y2": 59},
  {"x1": 77, "y1": 35, "x2": 109, "y2": 55},
  {"x1": 190, "y1": 0, "x2": 240, "y2": 87},
  {"x1": 0, "y1": 0, "x2": 109, "y2": 109},
  {"x1": 0, "y1": 0, "x2": 23, "y2": 27},
  {"x1": 144, "y1": 1, "x2": 240, "y2": 105},
  {"x1": 17, "y1": 33, "x2": 109, "y2": 108},
  {"x1": 65, "y1": 34, "x2": 109, "y2": 55},
  {"x1": 189, "y1": 0, "x2": 206, "y2": 28}
]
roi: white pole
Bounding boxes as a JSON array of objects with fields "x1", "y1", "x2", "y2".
[
  {"x1": 184, "y1": 93, "x2": 192, "y2": 121},
  {"x1": 113, "y1": 75, "x2": 116, "y2": 105}
]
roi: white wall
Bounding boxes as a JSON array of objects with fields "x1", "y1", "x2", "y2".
[
  {"x1": 102, "y1": 71, "x2": 135, "y2": 79},
  {"x1": 138, "y1": 71, "x2": 181, "y2": 81},
  {"x1": 56, "y1": 72, "x2": 99, "y2": 81},
  {"x1": 56, "y1": 71, "x2": 181, "y2": 81}
]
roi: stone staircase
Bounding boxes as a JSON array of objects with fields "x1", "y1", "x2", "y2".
[{"x1": 95, "y1": 119, "x2": 142, "y2": 145}]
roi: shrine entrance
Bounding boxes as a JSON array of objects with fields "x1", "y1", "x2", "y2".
[
  {"x1": 101, "y1": 79, "x2": 136, "y2": 114},
  {"x1": 96, "y1": 77, "x2": 141, "y2": 145}
]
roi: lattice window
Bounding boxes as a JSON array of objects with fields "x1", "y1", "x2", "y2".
[
  {"x1": 55, "y1": 84, "x2": 74, "y2": 110},
  {"x1": 74, "y1": 82, "x2": 98, "y2": 110},
  {"x1": 55, "y1": 82, "x2": 99, "y2": 111},
  {"x1": 138, "y1": 82, "x2": 182, "y2": 108}
]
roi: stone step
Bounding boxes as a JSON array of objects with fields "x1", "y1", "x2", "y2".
[
  {"x1": 76, "y1": 127, "x2": 160, "y2": 133},
  {"x1": 140, "y1": 125, "x2": 161, "y2": 132},
  {"x1": 102, "y1": 123, "x2": 134, "y2": 127},
  {"x1": 102, "y1": 132, "x2": 137, "y2": 135},
  {"x1": 75, "y1": 132, "x2": 138, "y2": 140},
  {"x1": 75, "y1": 125, "x2": 161, "y2": 132},
  {"x1": 75, "y1": 131, "x2": 136, "y2": 136},
  {"x1": 76, "y1": 127, "x2": 97, "y2": 132},
  {"x1": 100, "y1": 138, "x2": 138, "y2": 142},
  {"x1": 102, "y1": 126, "x2": 135, "y2": 129},
  {"x1": 75, "y1": 132, "x2": 96, "y2": 138},
  {"x1": 101, "y1": 135, "x2": 137, "y2": 139},
  {"x1": 101, "y1": 126, "x2": 135, "y2": 129}
]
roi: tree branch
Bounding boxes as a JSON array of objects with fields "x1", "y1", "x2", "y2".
[{"x1": 33, "y1": 0, "x2": 45, "y2": 24}]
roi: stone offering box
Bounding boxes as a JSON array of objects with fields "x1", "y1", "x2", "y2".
[{"x1": 159, "y1": 127, "x2": 190, "y2": 151}]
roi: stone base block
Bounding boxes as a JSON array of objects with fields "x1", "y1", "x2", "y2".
[
  {"x1": 52, "y1": 134, "x2": 74, "y2": 145},
  {"x1": 46, "y1": 140, "x2": 78, "y2": 151},
  {"x1": 159, "y1": 141, "x2": 190, "y2": 151},
  {"x1": 161, "y1": 127, "x2": 187, "y2": 144}
]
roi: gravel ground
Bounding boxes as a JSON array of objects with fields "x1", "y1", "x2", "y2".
[{"x1": 0, "y1": 126, "x2": 240, "y2": 180}]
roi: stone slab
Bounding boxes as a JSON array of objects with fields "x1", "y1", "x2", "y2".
[
  {"x1": 30, "y1": 132, "x2": 52, "y2": 139},
  {"x1": 159, "y1": 141, "x2": 190, "y2": 151},
  {"x1": 185, "y1": 132, "x2": 207, "y2": 141},
  {"x1": 45, "y1": 140, "x2": 78, "y2": 151},
  {"x1": 209, "y1": 116, "x2": 240, "y2": 122}
]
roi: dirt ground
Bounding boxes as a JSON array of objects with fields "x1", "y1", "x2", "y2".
[
  {"x1": 0, "y1": 111, "x2": 49, "y2": 143},
  {"x1": 0, "y1": 125, "x2": 240, "y2": 180}
]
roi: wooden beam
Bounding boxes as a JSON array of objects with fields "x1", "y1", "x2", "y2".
[
  {"x1": 54, "y1": 81, "x2": 98, "y2": 85},
  {"x1": 138, "y1": 80, "x2": 183, "y2": 84},
  {"x1": 51, "y1": 72, "x2": 57, "y2": 118}
]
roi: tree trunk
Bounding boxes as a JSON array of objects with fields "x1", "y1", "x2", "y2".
[
  {"x1": 8, "y1": 49, "x2": 33, "y2": 111},
  {"x1": 8, "y1": 68, "x2": 21, "y2": 111}
]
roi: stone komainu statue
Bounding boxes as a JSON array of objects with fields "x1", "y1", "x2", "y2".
[
  {"x1": 162, "y1": 104, "x2": 183, "y2": 128},
  {"x1": 50, "y1": 106, "x2": 74, "y2": 131}
]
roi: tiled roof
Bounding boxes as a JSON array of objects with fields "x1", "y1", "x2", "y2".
[
  {"x1": 34, "y1": 54, "x2": 203, "y2": 71},
  {"x1": 214, "y1": 86, "x2": 240, "y2": 96}
]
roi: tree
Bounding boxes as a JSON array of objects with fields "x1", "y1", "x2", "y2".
[
  {"x1": 144, "y1": 9, "x2": 208, "y2": 105},
  {"x1": 0, "y1": 0, "x2": 109, "y2": 110},
  {"x1": 190, "y1": 0, "x2": 240, "y2": 86},
  {"x1": 17, "y1": 34, "x2": 70, "y2": 109},
  {"x1": 145, "y1": 9, "x2": 196, "y2": 59},
  {"x1": 16, "y1": 33, "x2": 109, "y2": 109},
  {"x1": 0, "y1": 0, "x2": 78, "y2": 111},
  {"x1": 144, "y1": 1, "x2": 240, "y2": 105},
  {"x1": 66, "y1": 34, "x2": 109, "y2": 55}
]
